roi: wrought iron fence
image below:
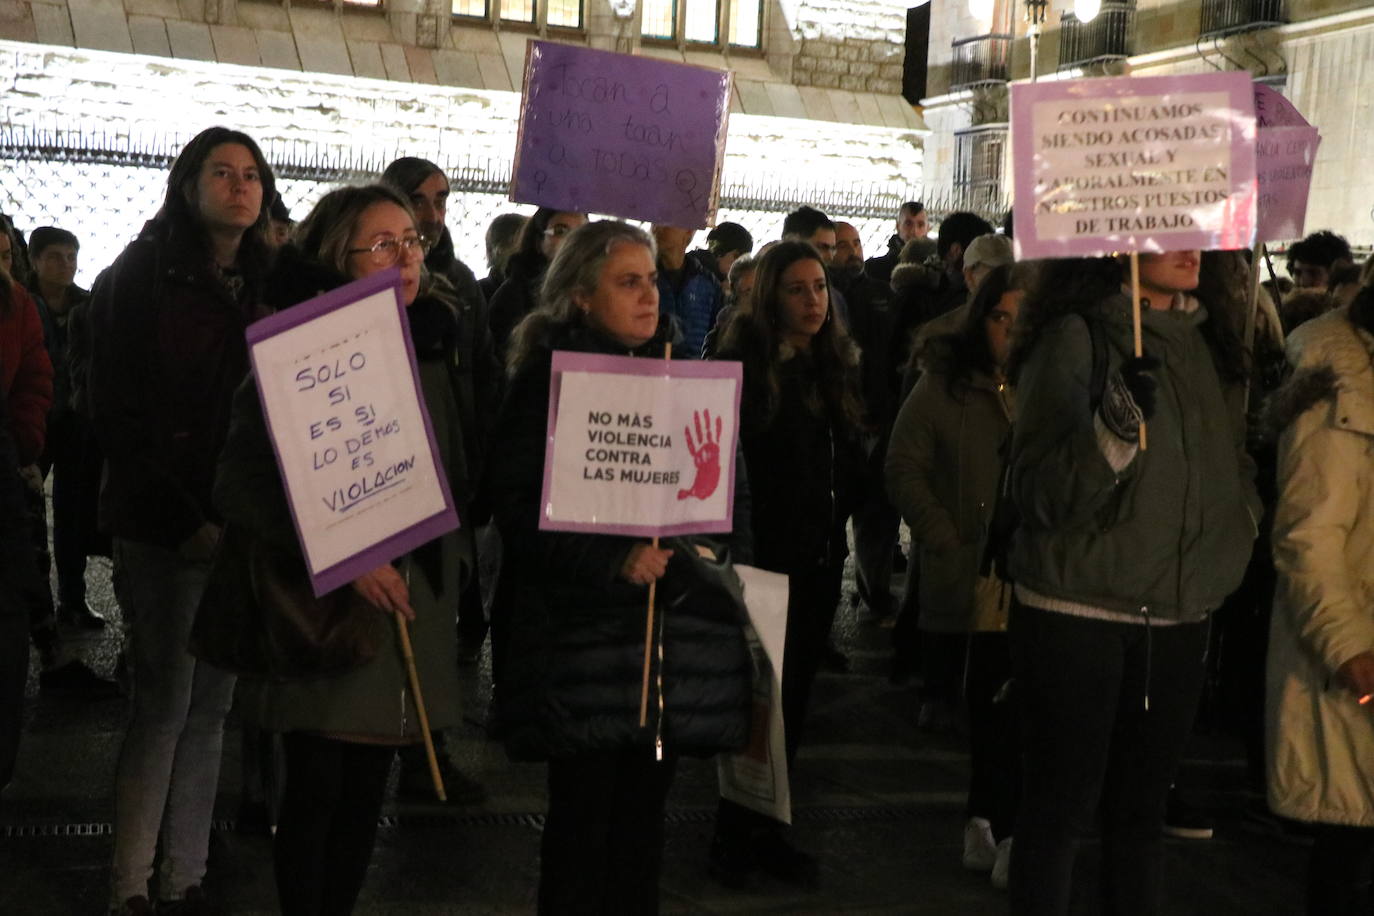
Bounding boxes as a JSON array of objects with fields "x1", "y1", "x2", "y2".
[
  {"x1": 0, "y1": 123, "x2": 955, "y2": 287},
  {"x1": 1058, "y1": 0, "x2": 1135, "y2": 70},
  {"x1": 1200, "y1": 0, "x2": 1288, "y2": 39},
  {"x1": 950, "y1": 34, "x2": 1015, "y2": 91}
]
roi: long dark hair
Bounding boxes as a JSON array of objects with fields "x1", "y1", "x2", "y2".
[
  {"x1": 506, "y1": 207, "x2": 580, "y2": 280},
  {"x1": 1009, "y1": 253, "x2": 1248, "y2": 384},
  {"x1": 930, "y1": 262, "x2": 1032, "y2": 398},
  {"x1": 153, "y1": 127, "x2": 276, "y2": 280},
  {"x1": 1194, "y1": 250, "x2": 1253, "y2": 383},
  {"x1": 719, "y1": 240, "x2": 864, "y2": 432},
  {"x1": 0, "y1": 215, "x2": 24, "y2": 315}
]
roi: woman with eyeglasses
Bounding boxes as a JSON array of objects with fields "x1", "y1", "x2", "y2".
[
  {"x1": 209, "y1": 185, "x2": 468, "y2": 915},
  {"x1": 487, "y1": 207, "x2": 587, "y2": 361}
]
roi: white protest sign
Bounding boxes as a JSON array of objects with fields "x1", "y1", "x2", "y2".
[
  {"x1": 540, "y1": 351, "x2": 741, "y2": 537},
  {"x1": 247, "y1": 270, "x2": 459, "y2": 596},
  {"x1": 718, "y1": 564, "x2": 792, "y2": 824},
  {"x1": 1012, "y1": 71, "x2": 1257, "y2": 258}
]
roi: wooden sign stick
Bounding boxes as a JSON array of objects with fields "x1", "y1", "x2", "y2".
[
  {"x1": 1129, "y1": 252, "x2": 1148, "y2": 451},
  {"x1": 639, "y1": 340, "x2": 673, "y2": 728}
]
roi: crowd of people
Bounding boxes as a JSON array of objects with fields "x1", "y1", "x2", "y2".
[{"x1": 1, "y1": 124, "x2": 1372, "y2": 916}]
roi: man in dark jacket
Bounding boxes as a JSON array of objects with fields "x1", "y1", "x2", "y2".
[
  {"x1": 27, "y1": 226, "x2": 104, "y2": 630},
  {"x1": 865, "y1": 200, "x2": 929, "y2": 286},
  {"x1": 381, "y1": 156, "x2": 494, "y2": 805},
  {"x1": 834, "y1": 221, "x2": 901, "y2": 620},
  {"x1": 652, "y1": 224, "x2": 724, "y2": 359}
]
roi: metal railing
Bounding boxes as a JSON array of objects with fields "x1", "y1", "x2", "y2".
[
  {"x1": 1200, "y1": 0, "x2": 1288, "y2": 39},
  {"x1": 1058, "y1": 0, "x2": 1135, "y2": 70},
  {"x1": 950, "y1": 33, "x2": 1014, "y2": 91}
]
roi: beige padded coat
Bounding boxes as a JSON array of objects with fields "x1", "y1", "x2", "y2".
[{"x1": 1266, "y1": 307, "x2": 1374, "y2": 827}]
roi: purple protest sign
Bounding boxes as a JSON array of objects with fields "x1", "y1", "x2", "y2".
[
  {"x1": 246, "y1": 269, "x2": 459, "y2": 597},
  {"x1": 539, "y1": 351, "x2": 742, "y2": 538},
  {"x1": 511, "y1": 40, "x2": 731, "y2": 229},
  {"x1": 1012, "y1": 72, "x2": 1257, "y2": 258},
  {"x1": 1251, "y1": 85, "x2": 1320, "y2": 243}
]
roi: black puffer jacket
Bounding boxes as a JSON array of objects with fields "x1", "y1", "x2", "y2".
[{"x1": 487, "y1": 317, "x2": 753, "y2": 762}]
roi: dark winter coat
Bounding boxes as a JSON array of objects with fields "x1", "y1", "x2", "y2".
[
  {"x1": 213, "y1": 254, "x2": 468, "y2": 740},
  {"x1": 0, "y1": 284, "x2": 53, "y2": 466},
  {"x1": 834, "y1": 269, "x2": 899, "y2": 432},
  {"x1": 29, "y1": 282, "x2": 88, "y2": 430},
  {"x1": 487, "y1": 252, "x2": 547, "y2": 364},
  {"x1": 1008, "y1": 295, "x2": 1260, "y2": 623},
  {"x1": 717, "y1": 333, "x2": 865, "y2": 575},
  {"x1": 864, "y1": 234, "x2": 903, "y2": 286},
  {"x1": 886, "y1": 344, "x2": 1013, "y2": 633},
  {"x1": 86, "y1": 221, "x2": 264, "y2": 548},
  {"x1": 487, "y1": 317, "x2": 753, "y2": 762},
  {"x1": 424, "y1": 228, "x2": 500, "y2": 508},
  {"x1": 657, "y1": 256, "x2": 724, "y2": 359}
]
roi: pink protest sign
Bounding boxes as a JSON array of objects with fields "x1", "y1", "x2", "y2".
[
  {"x1": 539, "y1": 352, "x2": 741, "y2": 537},
  {"x1": 1252, "y1": 85, "x2": 1320, "y2": 243},
  {"x1": 1012, "y1": 72, "x2": 1257, "y2": 258},
  {"x1": 511, "y1": 40, "x2": 732, "y2": 230}
]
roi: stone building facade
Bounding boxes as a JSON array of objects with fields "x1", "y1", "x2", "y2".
[
  {"x1": 0, "y1": 0, "x2": 928, "y2": 281},
  {"x1": 921, "y1": 0, "x2": 1374, "y2": 247}
]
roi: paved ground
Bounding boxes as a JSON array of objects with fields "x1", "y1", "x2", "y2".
[{"x1": 1, "y1": 550, "x2": 1310, "y2": 915}]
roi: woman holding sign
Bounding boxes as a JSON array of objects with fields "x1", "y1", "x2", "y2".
[
  {"x1": 210, "y1": 184, "x2": 468, "y2": 916},
  {"x1": 710, "y1": 239, "x2": 867, "y2": 887},
  {"x1": 1005, "y1": 251, "x2": 1258, "y2": 915},
  {"x1": 488, "y1": 219, "x2": 753, "y2": 915}
]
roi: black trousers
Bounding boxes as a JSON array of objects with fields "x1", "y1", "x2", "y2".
[
  {"x1": 1009, "y1": 604, "x2": 1208, "y2": 916},
  {"x1": 46, "y1": 413, "x2": 101, "y2": 608},
  {"x1": 539, "y1": 749, "x2": 678, "y2": 915},
  {"x1": 1308, "y1": 824, "x2": 1374, "y2": 916},
  {"x1": 852, "y1": 487, "x2": 900, "y2": 618},
  {"x1": 274, "y1": 733, "x2": 395, "y2": 916},
  {"x1": 965, "y1": 632, "x2": 1019, "y2": 841}
]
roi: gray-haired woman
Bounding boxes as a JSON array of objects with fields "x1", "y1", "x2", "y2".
[{"x1": 487, "y1": 219, "x2": 753, "y2": 914}]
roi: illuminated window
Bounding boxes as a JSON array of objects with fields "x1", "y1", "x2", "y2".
[
  {"x1": 727, "y1": 0, "x2": 762, "y2": 48},
  {"x1": 642, "y1": 0, "x2": 762, "y2": 48},
  {"x1": 452, "y1": 0, "x2": 488, "y2": 17},
  {"x1": 343, "y1": 0, "x2": 383, "y2": 7},
  {"x1": 501, "y1": 0, "x2": 534, "y2": 23},
  {"x1": 641, "y1": 0, "x2": 677, "y2": 39},
  {"x1": 547, "y1": 0, "x2": 581, "y2": 27}
]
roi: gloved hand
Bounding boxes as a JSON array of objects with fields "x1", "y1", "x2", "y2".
[
  {"x1": 1099, "y1": 354, "x2": 1160, "y2": 443},
  {"x1": 1119, "y1": 355, "x2": 1160, "y2": 420}
]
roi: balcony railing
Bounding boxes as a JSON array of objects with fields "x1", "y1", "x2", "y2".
[
  {"x1": 950, "y1": 33, "x2": 1014, "y2": 91},
  {"x1": 1200, "y1": 0, "x2": 1288, "y2": 39},
  {"x1": 1058, "y1": 0, "x2": 1135, "y2": 70}
]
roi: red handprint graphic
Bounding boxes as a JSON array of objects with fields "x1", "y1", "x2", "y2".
[{"x1": 677, "y1": 408, "x2": 723, "y2": 501}]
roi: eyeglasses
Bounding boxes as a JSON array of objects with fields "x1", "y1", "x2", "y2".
[{"x1": 347, "y1": 234, "x2": 430, "y2": 266}]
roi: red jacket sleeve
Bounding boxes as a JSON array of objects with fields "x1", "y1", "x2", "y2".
[{"x1": 2, "y1": 286, "x2": 54, "y2": 464}]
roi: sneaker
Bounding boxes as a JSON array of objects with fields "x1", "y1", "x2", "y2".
[
  {"x1": 58, "y1": 601, "x2": 107, "y2": 631},
  {"x1": 158, "y1": 885, "x2": 216, "y2": 914},
  {"x1": 1164, "y1": 791, "x2": 1214, "y2": 840},
  {"x1": 39, "y1": 660, "x2": 121, "y2": 696},
  {"x1": 111, "y1": 897, "x2": 153, "y2": 916},
  {"x1": 397, "y1": 754, "x2": 488, "y2": 805},
  {"x1": 962, "y1": 817, "x2": 997, "y2": 871},
  {"x1": 990, "y1": 837, "x2": 1013, "y2": 890},
  {"x1": 754, "y1": 828, "x2": 819, "y2": 888}
]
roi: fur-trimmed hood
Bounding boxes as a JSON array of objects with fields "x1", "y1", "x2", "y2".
[{"x1": 1263, "y1": 307, "x2": 1374, "y2": 441}]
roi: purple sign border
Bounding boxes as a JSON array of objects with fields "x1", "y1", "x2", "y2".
[
  {"x1": 246, "y1": 268, "x2": 460, "y2": 598},
  {"x1": 1012, "y1": 71, "x2": 1258, "y2": 259},
  {"x1": 538, "y1": 350, "x2": 743, "y2": 538}
]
